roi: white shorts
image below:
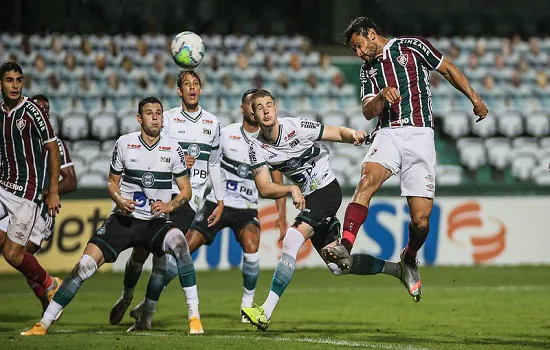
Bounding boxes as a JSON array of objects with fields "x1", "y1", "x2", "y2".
[
  {"x1": 363, "y1": 127, "x2": 436, "y2": 198},
  {"x1": 0, "y1": 187, "x2": 40, "y2": 246},
  {"x1": 0, "y1": 214, "x2": 51, "y2": 247}
]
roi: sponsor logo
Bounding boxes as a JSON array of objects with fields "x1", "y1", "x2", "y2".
[
  {"x1": 284, "y1": 130, "x2": 296, "y2": 141},
  {"x1": 229, "y1": 135, "x2": 241, "y2": 140},
  {"x1": 368, "y1": 68, "x2": 378, "y2": 78},
  {"x1": 178, "y1": 130, "x2": 186, "y2": 134},
  {"x1": 370, "y1": 148, "x2": 378, "y2": 156},
  {"x1": 268, "y1": 153, "x2": 277, "y2": 159},
  {"x1": 289, "y1": 139, "x2": 300, "y2": 148},
  {"x1": 28, "y1": 104, "x2": 47, "y2": 132},
  {"x1": 203, "y1": 128, "x2": 212, "y2": 135},
  {"x1": 300, "y1": 120, "x2": 319, "y2": 129},
  {"x1": 141, "y1": 172, "x2": 155, "y2": 188},
  {"x1": 173, "y1": 117, "x2": 186, "y2": 123},
  {"x1": 177, "y1": 147, "x2": 186, "y2": 164},
  {"x1": 397, "y1": 53, "x2": 409, "y2": 66},
  {"x1": 16, "y1": 118, "x2": 26, "y2": 131},
  {"x1": 261, "y1": 143, "x2": 270, "y2": 149},
  {"x1": 226, "y1": 180, "x2": 238, "y2": 191},
  {"x1": 248, "y1": 148, "x2": 258, "y2": 163},
  {"x1": 160, "y1": 156, "x2": 171, "y2": 163},
  {"x1": 159, "y1": 146, "x2": 171, "y2": 152},
  {"x1": 187, "y1": 144, "x2": 201, "y2": 158},
  {"x1": 133, "y1": 191, "x2": 148, "y2": 207},
  {"x1": 0, "y1": 179, "x2": 23, "y2": 191},
  {"x1": 130, "y1": 159, "x2": 138, "y2": 163},
  {"x1": 202, "y1": 119, "x2": 214, "y2": 124},
  {"x1": 230, "y1": 148, "x2": 238, "y2": 152},
  {"x1": 237, "y1": 163, "x2": 250, "y2": 178},
  {"x1": 127, "y1": 144, "x2": 141, "y2": 149},
  {"x1": 96, "y1": 225, "x2": 106, "y2": 236}
]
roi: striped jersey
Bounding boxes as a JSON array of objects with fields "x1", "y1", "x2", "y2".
[
  {"x1": 0, "y1": 97, "x2": 57, "y2": 202},
  {"x1": 360, "y1": 36, "x2": 444, "y2": 130},
  {"x1": 206, "y1": 123, "x2": 259, "y2": 209},
  {"x1": 110, "y1": 132, "x2": 188, "y2": 220},
  {"x1": 249, "y1": 117, "x2": 335, "y2": 196},
  {"x1": 162, "y1": 106, "x2": 221, "y2": 211}
]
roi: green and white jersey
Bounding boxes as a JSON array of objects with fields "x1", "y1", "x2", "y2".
[
  {"x1": 110, "y1": 132, "x2": 188, "y2": 220},
  {"x1": 162, "y1": 106, "x2": 221, "y2": 211},
  {"x1": 206, "y1": 123, "x2": 259, "y2": 209},
  {"x1": 248, "y1": 117, "x2": 335, "y2": 196}
]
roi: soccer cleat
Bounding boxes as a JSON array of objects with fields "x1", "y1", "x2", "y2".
[
  {"x1": 188, "y1": 316, "x2": 204, "y2": 335},
  {"x1": 321, "y1": 244, "x2": 352, "y2": 273},
  {"x1": 241, "y1": 305, "x2": 270, "y2": 331},
  {"x1": 46, "y1": 277, "x2": 62, "y2": 302},
  {"x1": 129, "y1": 301, "x2": 144, "y2": 321},
  {"x1": 399, "y1": 249, "x2": 422, "y2": 302},
  {"x1": 20, "y1": 322, "x2": 48, "y2": 336},
  {"x1": 127, "y1": 319, "x2": 151, "y2": 332},
  {"x1": 110, "y1": 296, "x2": 132, "y2": 325}
]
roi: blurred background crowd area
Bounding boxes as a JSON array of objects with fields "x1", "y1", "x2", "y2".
[{"x1": 1, "y1": 0, "x2": 550, "y2": 189}]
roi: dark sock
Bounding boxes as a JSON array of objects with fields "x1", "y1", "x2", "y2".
[
  {"x1": 341, "y1": 203, "x2": 369, "y2": 252},
  {"x1": 405, "y1": 223, "x2": 428, "y2": 261},
  {"x1": 17, "y1": 252, "x2": 52, "y2": 290}
]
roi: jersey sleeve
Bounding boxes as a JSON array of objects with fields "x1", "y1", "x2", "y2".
[
  {"x1": 297, "y1": 118, "x2": 325, "y2": 142},
  {"x1": 406, "y1": 37, "x2": 444, "y2": 70},
  {"x1": 248, "y1": 140, "x2": 267, "y2": 171},
  {"x1": 31, "y1": 103, "x2": 57, "y2": 144},
  {"x1": 58, "y1": 139, "x2": 74, "y2": 169},
  {"x1": 172, "y1": 144, "x2": 189, "y2": 178},
  {"x1": 208, "y1": 121, "x2": 223, "y2": 201},
  {"x1": 109, "y1": 138, "x2": 124, "y2": 175},
  {"x1": 360, "y1": 63, "x2": 377, "y2": 100}
]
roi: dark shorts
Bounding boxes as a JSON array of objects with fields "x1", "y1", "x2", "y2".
[
  {"x1": 190, "y1": 201, "x2": 260, "y2": 245},
  {"x1": 295, "y1": 179, "x2": 343, "y2": 250},
  {"x1": 169, "y1": 199, "x2": 196, "y2": 234},
  {"x1": 89, "y1": 214, "x2": 176, "y2": 263}
]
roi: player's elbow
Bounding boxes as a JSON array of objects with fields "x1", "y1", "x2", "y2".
[
  {"x1": 183, "y1": 187, "x2": 192, "y2": 202},
  {"x1": 66, "y1": 176, "x2": 78, "y2": 194}
]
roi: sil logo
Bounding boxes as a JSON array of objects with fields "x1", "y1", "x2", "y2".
[{"x1": 447, "y1": 202, "x2": 506, "y2": 263}]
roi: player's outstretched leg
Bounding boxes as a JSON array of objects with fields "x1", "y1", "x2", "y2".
[
  {"x1": 110, "y1": 249, "x2": 146, "y2": 325},
  {"x1": 21, "y1": 253, "x2": 99, "y2": 335},
  {"x1": 241, "y1": 226, "x2": 306, "y2": 331},
  {"x1": 241, "y1": 252, "x2": 259, "y2": 322}
]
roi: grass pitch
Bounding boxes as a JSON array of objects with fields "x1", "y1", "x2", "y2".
[{"x1": 1, "y1": 266, "x2": 549, "y2": 349}]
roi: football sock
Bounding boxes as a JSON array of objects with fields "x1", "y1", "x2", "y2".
[
  {"x1": 122, "y1": 258, "x2": 144, "y2": 300},
  {"x1": 241, "y1": 252, "x2": 259, "y2": 307},
  {"x1": 17, "y1": 252, "x2": 53, "y2": 290},
  {"x1": 405, "y1": 223, "x2": 428, "y2": 260},
  {"x1": 341, "y1": 203, "x2": 369, "y2": 253},
  {"x1": 349, "y1": 253, "x2": 401, "y2": 278},
  {"x1": 145, "y1": 255, "x2": 169, "y2": 302}
]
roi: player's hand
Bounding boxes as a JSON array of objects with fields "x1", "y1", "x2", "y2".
[
  {"x1": 185, "y1": 155, "x2": 196, "y2": 169},
  {"x1": 276, "y1": 216, "x2": 288, "y2": 241},
  {"x1": 207, "y1": 200, "x2": 224, "y2": 227},
  {"x1": 380, "y1": 87, "x2": 401, "y2": 104},
  {"x1": 289, "y1": 185, "x2": 305, "y2": 211},
  {"x1": 473, "y1": 99, "x2": 488, "y2": 123},
  {"x1": 150, "y1": 201, "x2": 172, "y2": 216},
  {"x1": 117, "y1": 198, "x2": 137, "y2": 214},
  {"x1": 46, "y1": 193, "x2": 61, "y2": 217},
  {"x1": 352, "y1": 130, "x2": 367, "y2": 146}
]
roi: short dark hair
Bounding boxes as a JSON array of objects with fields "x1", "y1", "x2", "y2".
[
  {"x1": 250, "y1": 89, "x2": 275, "y2": 111},
  {"x1": 138, "y1": 96, "x2": 163, "y2": 115},
  {"x1": 343, "y1": 17, "x2": 382, "y2": 46},
  {"x1": 176, "y1": 69, "x2": 201, "y2": 89},
  {"x1": 32, "y1": 94, "x2": 49, "y2": 104},
  {"x1": 0, "y1": 61, "x2": 23, "y2": 80},
  {"x1": 241, "y1": 88, "x2": 259, "y2": 103}
]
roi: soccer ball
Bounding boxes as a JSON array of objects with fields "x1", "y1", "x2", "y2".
[{"x1": 170, "y1": 31, "x2": 205, "y2": 69}]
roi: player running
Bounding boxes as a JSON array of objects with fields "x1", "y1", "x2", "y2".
[
  {"x1": 241, "y1": 89, "x2": 403, "y2": 331},
  {"x1": 322, "y1": 17, "x2": 488, "y2": 302},
  {"x1": 109, "y1": 70, "x2": 224, "y2": 331},
  {"x1": 0, "y1": 93, "x2": 77, "y2": 314},
  {"x1": 21, "y1": 96, "x2": 204, "y2": 335},
  {"x1": 0, "y1": 62, "x2": 63, "y2": 310}
]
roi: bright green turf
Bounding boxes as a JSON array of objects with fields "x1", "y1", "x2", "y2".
[{"x1": 1, "y1": 266, "x2": 549, "y2": 349}]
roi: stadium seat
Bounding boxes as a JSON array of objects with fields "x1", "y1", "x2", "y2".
[
  {"x1": 471, "y1": 112, "x2": 497, "y2": 137},
  {"x1": 70, "y1": 154, "x2": 87, "y2": 174},
  {"x1": 532, "y1": 166, "x2": 550, "y2": 185},
  {"x1": 436, "y1": 164, "x2": 463, "y2": 185},
  {"x1": 539, "y1": 137, "x2": 550, "y2": 149},
  {"x1": 90, "y1": 112, "x2": 119, "y2": 140},
  {"x1": 510, "y1": 154, "x2": 537, "y2": 181},
  {"x1": 484, "y1": 137, "x2": 511, "y2": 170},
  {"x1": 79, "y1": 171, "x2": 107, "y2": 187},
  {"x1": 119, "y1": 116, "x2": 140, "y2": 134},
  {"x1": 497, "y1": 110, "x2": 524, "y2": 137},
  {"x1": 321, "y1": 110, "x2": 348, "y2": 126},
  {"x1": 87, "y1": 155, "x2": 112, "y2": 173},
  {"x1": 512, "y1": 137, "x2": 539, "y2": 150},
  {"x1": 442, "y1": 110, "x2": 470, "y2": 139},
  {"x1": 457, "y1": 138, "x2": 486, "y2": 170},
  {"x1": 101, "y1": 139, "x2": 117, "y2": 152},
  {"x1": 61, "y1": 115, "x2": 89, "y2": 141},
  {"x1": 525, "y1": 110, "x2": 550, "y2": 137}
]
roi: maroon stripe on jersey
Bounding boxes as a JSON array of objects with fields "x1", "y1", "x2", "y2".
[
  {"x1": 4, "y1": 116, "x2": 18, "y2": 185},
  {"x1": 381, "y1": 58, "x2": 400, "y2": 123},
  {"x1": 401, "y1": 46, "x2": 423, "y2": 126},
  {"x1": 22, "y1": 117, "x2": 38, "y2": 201}
]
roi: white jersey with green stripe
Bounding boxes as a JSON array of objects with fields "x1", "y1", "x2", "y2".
[
  {"x1": 110, "y1": 132, "x2": 188, "y2": 220},
  {"x1": 248, "y1": 117, "x2": 335, "y2": 196},
  {"x1": 205, "y1": 123, "x2": 259, "y2": 209},
  {"x1": 162, "y1": 106, "x2": 221, "y2": 211}
]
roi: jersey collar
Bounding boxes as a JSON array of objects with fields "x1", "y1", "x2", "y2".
[
  {"x1": 180, "y1": 106, "x2": 203, "y2": 123},
  {"x1": 138, "y1": 134, "x2": 161, "y2": 151},
  {"x1": 240, "y1": 126, "x2": 259, "y2": 143},
  {"x1": 1, "y1": 96, "x2": 27, "y2": 116},
  {"x1": 382, "y1": 38, "x2": 397, "y2": 60}
]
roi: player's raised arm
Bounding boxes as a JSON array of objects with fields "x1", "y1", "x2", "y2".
[
  {"x1": 437, "y1": 57, "x2": 488, "y2": 122},
  {"x1": 252, "y1": 164, "x2": 304, "y2": 210},
  {"x1": 321, "y1": 125, "x2": 367, "y2": 146}
]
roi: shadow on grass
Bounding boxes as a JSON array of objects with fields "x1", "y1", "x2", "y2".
[{"x1": 0, "y1": 313, "x2": 37, "y2": 323}]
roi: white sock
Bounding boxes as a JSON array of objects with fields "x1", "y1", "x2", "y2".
[
  {"x1": 183, "y1": 285, "x2": 200, "y2": 319},
  {"x1": 241, "y1": 287, "x2": 255, "y2": 308},
  {"x1": 262, "y1": 291, "x2": 280, "y2": 320},
  {"x1": 41, "y1": 301, "x2": 63, "y2": 329}
]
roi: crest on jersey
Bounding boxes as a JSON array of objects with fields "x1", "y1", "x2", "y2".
[
  {"x1": 397, "y1": 54, "x2": 409, "y2": 67},
  {"x1": 141, "y1": 172, "x2": 155, "y2": 188},
  {"x1": 287, "y1": 159, "x2": 301, "y2": 170},
  {"x1": 368, "y1": 68, "x2": 378, "y2": 78},
  {"x1": 237, "y1": 164, "x2": 250, "y2": 178},
  {"x1": 16, "y1": 118, "x2": 26, "y2": 131},
  {"x1": 187, "y1": 144, "x2": 201, "y2": 158}
]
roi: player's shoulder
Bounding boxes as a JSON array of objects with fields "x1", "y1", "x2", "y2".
[
  {"x1": 23, "y1": 97, "x2": 47, "y2": 118},
  {"x1": 199, "y1": 108, "x2": 220, "y2": 125},
  {"x1": 117, "y1": 131, "x2": 140, "y2": 144},
  {"x1": 222, "y1": 122, "x2": 241, "y2": 134},
  {"x1": 163, "y1": 106, "x2": 181, "y2": 117}
]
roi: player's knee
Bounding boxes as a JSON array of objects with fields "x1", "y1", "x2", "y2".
[
  {"x1": 410, "y1": 213, "x2": 430, "y2": 234},
  {"x1": 164, "y1": 229, "x2": 189, "y2": 254},
  {"x1": 72, "y1": 254, "x2": 97, "y2": 281},
  {"x1": 240, "y1": 227, "x2": 260, "y2": 253},
  {"x1": 2, "y1": 243, "x2": 23, "y2": 266}
]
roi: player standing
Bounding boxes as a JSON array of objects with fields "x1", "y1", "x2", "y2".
[
  {"x1": 110, "y1": 70, "x2": 224, "y2": 331},
  {"x1": 21, "y1": 96, "x2": 204, "y2": 335},
  {"x1": 321, "y1": 17, "x2": 488, "y2": 301},
  {"x1": 241, "y1": 90, "x2": 403, "y2": 331},
  {"x1": 0, "y1": 62, "x2": 62, "y2": 307},
  {"x1": 0, "y1": 93, "x2": 77, "y2": 314}
]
